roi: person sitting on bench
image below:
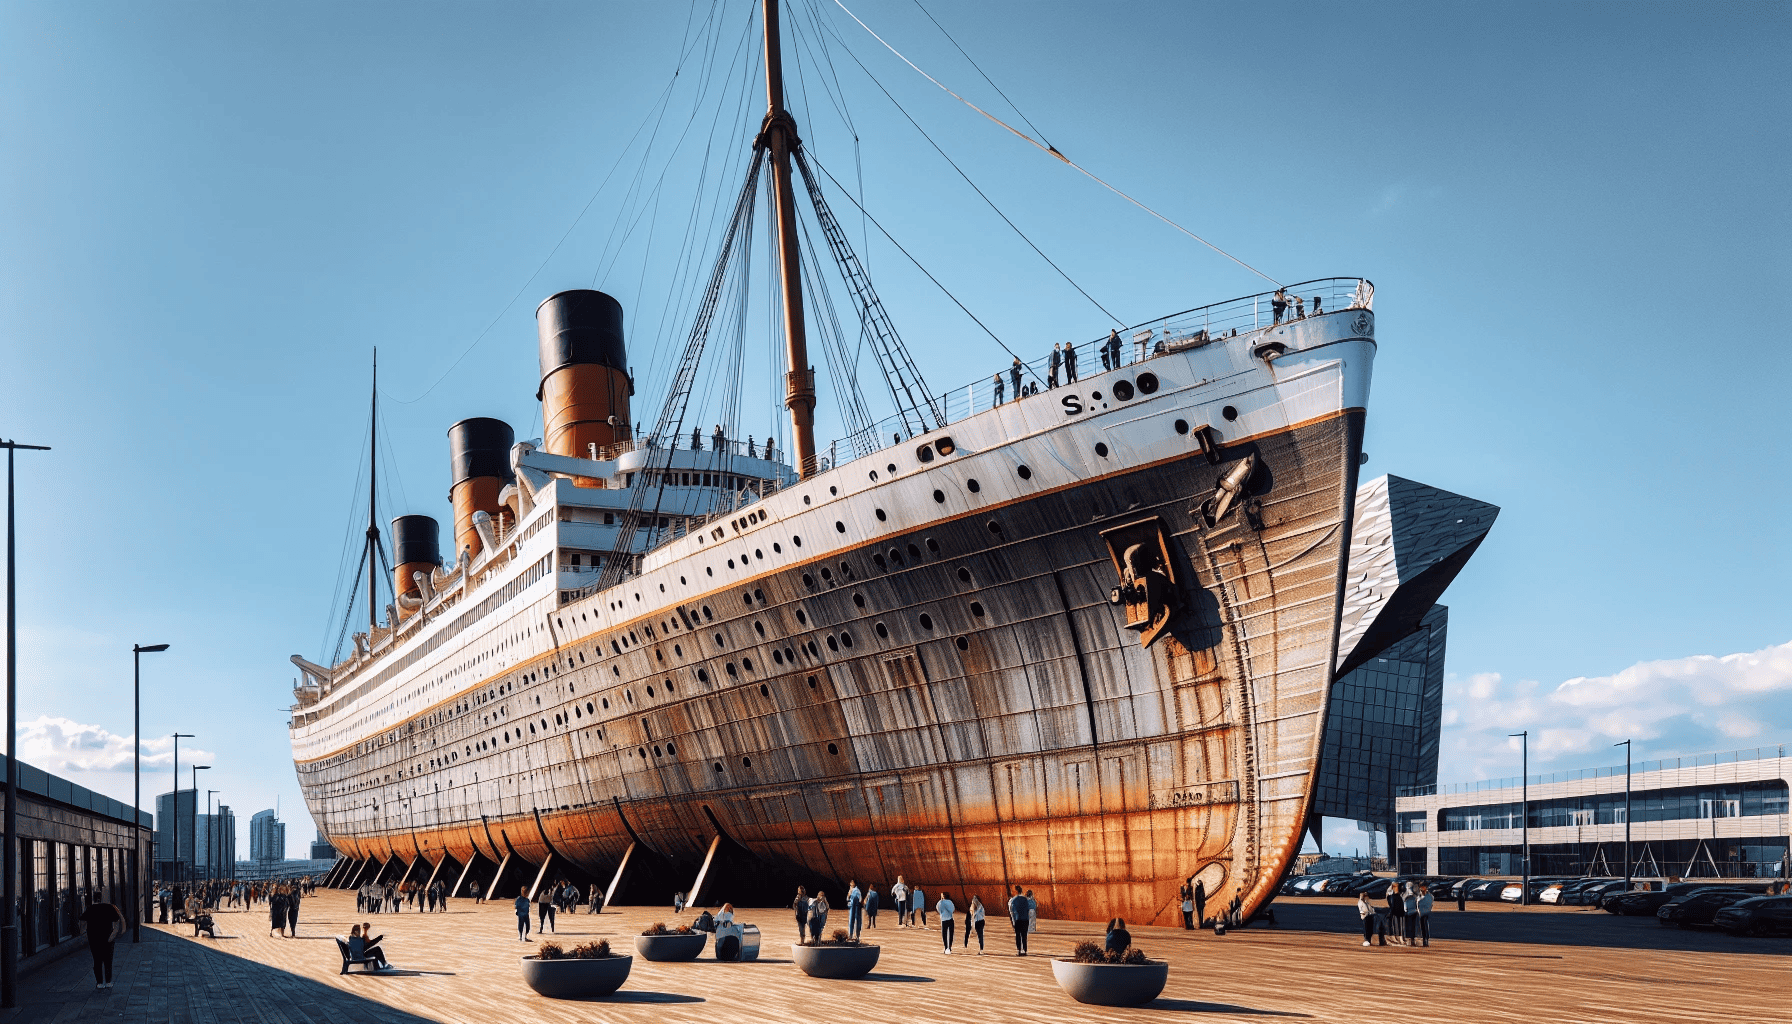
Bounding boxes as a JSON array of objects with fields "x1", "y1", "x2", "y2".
[
  {"x1": 348, "y1": 924, "x2": 389, "y2": 970},
  {"x1": 185, "y1": 895, "x2": 215, "y2": 938}
]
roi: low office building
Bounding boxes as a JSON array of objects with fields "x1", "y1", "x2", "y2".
[
  {"x1": 0, "y1": 753, "x2": 150, "y2": 970},
  {"x1": 1396, "y1": 745, "x2": 1790, "y2": 878}
]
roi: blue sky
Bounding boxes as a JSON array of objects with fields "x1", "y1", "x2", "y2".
[{"x1": 1, "y1": 2, "x2": 1786, "y2": 859}]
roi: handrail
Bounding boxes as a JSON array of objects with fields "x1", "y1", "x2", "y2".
[{"x1": 1398, "y1": 744, "x2": 1789, "y2": 798}]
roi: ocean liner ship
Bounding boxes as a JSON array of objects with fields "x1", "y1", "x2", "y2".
[{"x1": 289, "y1": 1, "x2": 1378, "y2": 926}]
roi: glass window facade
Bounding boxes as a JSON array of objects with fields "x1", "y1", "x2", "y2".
[
  {"x1": 1439, "y1": 780, "x2": 1788, "y2": 831},
  {"x1": 1437, "y1": 839, "x2": 1789, "y2": 879}
]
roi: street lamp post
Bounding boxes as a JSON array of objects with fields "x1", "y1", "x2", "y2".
[
  {"x1": 191, "y1": 766, "x2": 209, "y2": 890},
  {"x1": 131, "y1": 643, "x2": 168, "y2": 943},
  {"x1": 2, "y1": 438, "x2": 50, "y2": 1009},
  {"x1": 1511, "y1": 731, "x2": 1529, "y2": 906},
  {"x1": 170, "y1": 733, "x2": 192, "y2": 886},
  {"x1": 1615, "y1": 739, "x2": 1632, "y2": 890}
]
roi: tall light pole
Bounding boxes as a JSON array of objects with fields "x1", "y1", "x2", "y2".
[
  {"x1": 2, "y1": 438, "x2": 50, "y2": 1009},
  {"x1": 131, "y1": 643, "x2": 168, "y2": 943},
  {"x1": 191, "y1": 766, "x2": 209, "y2": 890},
  {"x1": 1511, "y1": 731, "x2": 1528, "y2": 906},
  {"x1": 205, "y1": 790, "x2": 219, "y2": 881},
  {"x1": 1614, "y1": 739, "x2": 1631, "y2": 891},
  {"x1": 170, "y1": 733, "x2": 192, "y2": 886}
]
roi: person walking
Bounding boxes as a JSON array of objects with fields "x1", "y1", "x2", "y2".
[
  {"x1": 1008, "y1": 358, "x2": 1022, "y2": 402},
  {"x1": 936, "y1": 892, "x2": 956, "y2": 953},
  {"x1": 1180, "y1": 883, "x2": 1195, "y2": 930},
  {"x1": 515, "y1": 886, "x2": 532, "y2": 941},
  {"x1": 792, "y1": 886, "x2": 811, "y2": 942},
  {"x1": 865, "y1": 884, "x2": 879, "y2": 929},
  {"x1": 964, "y1": 895, "x2": 986, "y2": 954},
  {"x1": 1357, "y1": 891, "x2": 1376, "y2": 946},
  {"x1": 1063, "y1": 340, "x2": 1079, "y2": 383},
  {"x1": 471, "y1": 879, "x2": 484, "y2": 905},
  {"x1": 79, "y1": 894, "x2": 123, "y2": 990},
  {"x1": 536, "y1": 884, "x2": 556, "y2": 933},
  {"x1": 912, "y1": 885, "x2": 927, "y2": 928},
  {"x1": 807, "y1": 892, "x2": 830, "y2": 945},
  {"x1": 1048, "y1": 343, "x2": 1061, "y2": 388},
  {"x1": 846, "y1": 881, "x2": 863, "y2": 940},
  {"x1": 1416, "y1": 885, "x2": 1433, "y2": 947},
  {"x1": 673, "y1": 890, "x2": 686, "y2": 915},
  {"x1": 1384, "y1": 883, "x2": 1405, "y2": 945},
  {"x1": 588, "y1": 882, "x2": 602, "y2": 914},
  {"x1": 286, "y1": 884, "x2": 301, "y2": 936},
  {"x1": 1007, "y1": 885, "x2": 1029, "y2": 955},
  {"x1": 890, "y1": 877, "x2": 909, "y2": 927},
  {"x1": 268, "y1": 888, "x2": 287, "y2": 938},
  {"x1": 1456, "y1": 881, "x2": 1466, "y2": 912},
  {"x1": 1026, "y1": 889, "x2": 1038, "y2": 935}
]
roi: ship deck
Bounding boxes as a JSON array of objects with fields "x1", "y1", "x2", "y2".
[{"x1": 22, "y1": 890, "x2": 1786, "y2": 1024}]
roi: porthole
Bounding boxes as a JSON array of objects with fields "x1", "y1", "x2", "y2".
[
  {"x1": 987, "y1": 520, "x2": 1002, "y2": 534},
  {"x1": 874, "y1": 553, "x2": 887, "y2": 570},
  {"x1": 869, "y1": 470, "x2": 879, "y2": 481},
  {"x1": 714, "y1": 633, "x2": 725, "y2": 647},
  {"x1": 907, "y1": 543, "x2": 921, "y2": 559},
  {"x1": 1175, "y1": 419, "x2": 1190, "y2": 434},
  {"x1": 875, "y1": 508, "x2": 887, "y2": 521},
  {"x1": 665, "y1": 679, "x2": 674, "y2": 692},
  {"x1": 806, "y1": 641, "x2": 818, "y2": 657},
  {"x1": 875, "y1": 622, "x2": 888, "y2": 639},
  {"x1": 1137, "y1": 371, "x2": 1159, "y2": 394},
  {"x1": 645, "y1": 686, "x2": 654, "y2": 697},
  {"x1": 666, "y1": 741, "x2": 676, "y2": 755},
  {"x1": 808, "y1": 676, "x2": 818, "y2": 689},
  {"x1": 828, "y1": 742, "x2": 839, "y2": 755},
  {"x1": 755, "y1": 620, "x2": 765, "y2": 636},
  {"x1": 586, "y1": 702, "x2": 595, "y2": 713},
  {"x1": 703, "y1": 606, "x2": 714, "y2": 620},
  {"x1": 835, "y1": 521, "x2": 846, "y2": 533},
  {"x1": 754, "y1": 588, "x2": 764, "y2": 602},
  {"x1": 706, "y1": 567, "x2": 713, "y2": 576},
  {"x1": 714, "y1": 762, "x2": 724, "y2": 773},
  {"x1": 935, "y1": 436, "x2": 956, "y2": 455},
  {"x1": 826, "y1": 635, "x2": 840, "y2": 652},
  {"x1": 742, "y1": 757, "x2": 752, "y2": 768},
  {"x1": 1113, "y1": 379, "x2": 1135, "y2": 401},
  {"x1": 1222, "y1": 405, "x2": 1238, "y2": 421},
  {"x1": 638, "y1": 748, "x2": 646, "y2": 758},
  {"x1": 967, "y1": 478, "x2": 981, "y2": 493},
  {"x1": 653, "y1": 745, "x2": 662, "y2": 757},
  {"x1": 1016, "y1": 465, "x2": 1032, "y2": 480},
  {"x1": 796, "y1": 608, "x2": 808, "y2": 624},
  {"x1": 955, "y1": 635, "x2": 969, "y2": 651},
  {"x1": 840, "y1": 630, "x2": 854, "y2": 648},
  {"x1": 957, "y1": 567, "x2": 971, "y2": 583},
  {"x1": 853, "y1": 593, "x2": 865, "y2": 608},
  {"x1": 727, "y1": 559, "x2": 735, "y2": 569},
  {"x1": 888, "y1": 548, "x2": 903, "y2": 566},
  {"x1": 918, "y1": 613, "x2": 933, "y2": 630},
  {"x1": 773, "y1": 543, "x2": 782, "y2": 553},
  {"x1": 674, "y1": 644, "x2": 683, "y2": 657},
  {"x1": 1094, "y1": 442, "x2": 1110, "y2": 458},
  {"x1": 697, "y1": 669, "x2": 709, "y2": 682},
  {"x1": 743, "y1": 594, "x2": 753, "y2": 608},
  {"x1": 926, "y1": 537, "x2": 940, "y2": 554},
  {"x1": 933, "y1": 489, "x2": 945, "y2": 503},
  {"x1": 970, "y1": 601, "x2": 986, "y2": 618},
  {"x1": 759, "y1": 684, "x2": 769, "y2": 697},
  {"x1": 917, "y1": 445, "x2": 935, "y2": 463},
  {"x1": 773, "y1": 649, "x2": 784, "y2": 664},
  {"x1": 755, "y1": 549, "x2": 763, "y2": 559},
  {"x1": 530, "y1": 723, "x2": 536, "y2": 734},
  {"x1": 820, "y1": 567, "x2": 833, "y2": 581},
  {"x1": 829, "y1": 486, "x2": 837, "y2": 495},
  {"x1": 601, "y1": 699, "x2": 610, "y2": 709},
  {"x1": 680, "y1": 576, "x2": 687, "y2": 584},
  {"x1": 793, "y1": 535, "x2": 802, "y2": 547},
  {"x1": 726, "y1": 662, "x2": 737, "y2": 677},
  {"x1": 803, "y1": 573, "x2": 815, "y2": 588},
  {"x1": 742, "y1": 657, "x2": 753, "y2": 671}
]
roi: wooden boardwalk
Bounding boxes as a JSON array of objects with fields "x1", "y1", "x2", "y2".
[{"x1": 8, "y1": 891, "x2": 1789, "y2": 1023}]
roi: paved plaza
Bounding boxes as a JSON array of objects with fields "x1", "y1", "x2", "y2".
[{"x1": 6, "y1": 891, "x2": 1789, "y2": 1023}]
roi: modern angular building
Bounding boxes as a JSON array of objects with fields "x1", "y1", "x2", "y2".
[
  {"x1": 310, "y1": 829, "x2": 335, "y2": 861},
  {"x1": 194, "y1": 805, "x2": 236, "y2": 879},
  {"x1": 154, "y1": 788, "x2": 198, "y2": 878},
  {"x1": 1397, "y1": 745, "x2": 1790, "y2": 879},
  {"x1": 1308, "y1": 475, "x2": 1499, "y2": 863}
]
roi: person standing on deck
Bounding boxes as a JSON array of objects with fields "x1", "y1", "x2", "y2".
[
  {"x1": 992, "y1": 374, "x2": 1003, "y2": 408},
  {"x1": 1385, "y1": 882, "x2": 1406, "y2": 945},
  {"x1": 1063, "y1": 340, "x2": 1079, "y2": 382},
  {"x1": 1272, "y1": 288, "x2": 1288, "y2": 325},
  {"x1": 1008, "y1": 359, "x2": 1022, "y2": 402},
  {"x1": 936, "y1": 893, "x2": 956, "y2": 953},
  {"x1": 865, "y1": 884, "x2": 880, "y2": 929},
  {"x1": 1048, "y1": 343, "x2": 1062, "y2": 388},
  {"x1": 1358, "y1": 891, "x2": 1376, "y2": 946}
]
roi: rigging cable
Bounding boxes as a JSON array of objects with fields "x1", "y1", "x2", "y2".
[
  {"x1": 816, "y1": 15, "x2": 1123, "y2": 327},
  {"x1": 830, "y1": 0, "x2": 1279, "y2": 286}
]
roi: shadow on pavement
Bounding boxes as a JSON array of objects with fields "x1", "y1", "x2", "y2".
[{"x1": 1154, "y1": 998, "x2": 1312, "y2": 1017}]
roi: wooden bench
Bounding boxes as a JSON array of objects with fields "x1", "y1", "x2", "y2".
[{"x1": 334, "y1": 938, "x2": 385, "y2": 974}]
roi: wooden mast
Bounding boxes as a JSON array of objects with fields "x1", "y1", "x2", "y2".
[{"x1": 758, "y1": 0, "x2": 817, "y2": 477}]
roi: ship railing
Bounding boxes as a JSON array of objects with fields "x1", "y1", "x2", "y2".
[
  {"x1": 1397, "y1": 743, "x2": 1789, "y2": 798},
  {"x1": 816, "y1": 277, "x2": 1372, "y2": 473}
]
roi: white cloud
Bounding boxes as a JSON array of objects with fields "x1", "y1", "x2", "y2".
[
  {"x1": 17, "y1": 716, "x2": 216, "y2": 775},
  {"x1": 1439, "y1": 640, "x2": 1792, "y2": 781}
]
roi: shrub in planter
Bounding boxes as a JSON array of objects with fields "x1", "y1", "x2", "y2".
[
  {"x1": 636, "y1": 922, "x2": 708, "y2": 961},
  {"x1": 790, "y1": 930, "x2": 880, "y2": 979},
  {"x1": 522, "y1": 938, "x2": 631, "y2": 998},
  {"x1": 1052, "y1": 942, "x2": 1167, "y2": 1007}
]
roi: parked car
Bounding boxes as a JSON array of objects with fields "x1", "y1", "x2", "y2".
[
  {"x1": 1499, "y1": 878, "x2": 1574, "y2": 903},
  {"x1": 1713, "y1": 896, "x2": 1792, "y2": 937},
  {"x1": 1570, "y1": 880, "x2": 1630, "y2": 906},
  {"x1": 1604, "y1": 883, "x2": 1752, "y2": 916},
  {"x1": 1657, "y1": 889, "x2": 1757, "y2": 928},
  {"x1": 1463, "y1": 880, "x2": 1507, "y2": 902}
]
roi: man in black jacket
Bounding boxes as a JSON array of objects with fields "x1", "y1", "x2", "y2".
[
  {"x1": 1384, "y1": 883, "x2": 1406, "y2": 945},
  {"x1": 1007, "y1": 885, "x2": 1030, "y2": 956}
]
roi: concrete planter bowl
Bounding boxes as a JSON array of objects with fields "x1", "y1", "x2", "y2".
[
  {"x1": 790, "y1": 943, "x2": 881, "y2": 979},
  {"x1": 1050, "y1": 958, "x2": 1169, "y2": 1007},
  {"x1": 635, "y1": 932, "x2": 708, "y2": 962},
  {"x1": 519, "y1": 955, "x2": 633, "y2": 998}
]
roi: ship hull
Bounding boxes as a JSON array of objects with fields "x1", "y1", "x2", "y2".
[{"x1": 297, "y1": 330, "x2": 1369, "y2": 926}]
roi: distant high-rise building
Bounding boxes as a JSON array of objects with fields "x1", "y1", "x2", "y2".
[
  {"x1": 155, "y1": 789, "x2": 197, "y2": 876},
  {"x1": 194, "y1": 803, "x2": 238, "y2": 878},
  {"x1": 309, "y1": 829, "x2": 335, "y2": 861},
  {"x1": 249, "y1": 809, "x2": 286, "y2": 864}
]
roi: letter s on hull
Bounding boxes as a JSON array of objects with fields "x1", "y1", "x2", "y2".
[{"x1": 1061, "y1": 395, "x2": 1083, "y2": 416}]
